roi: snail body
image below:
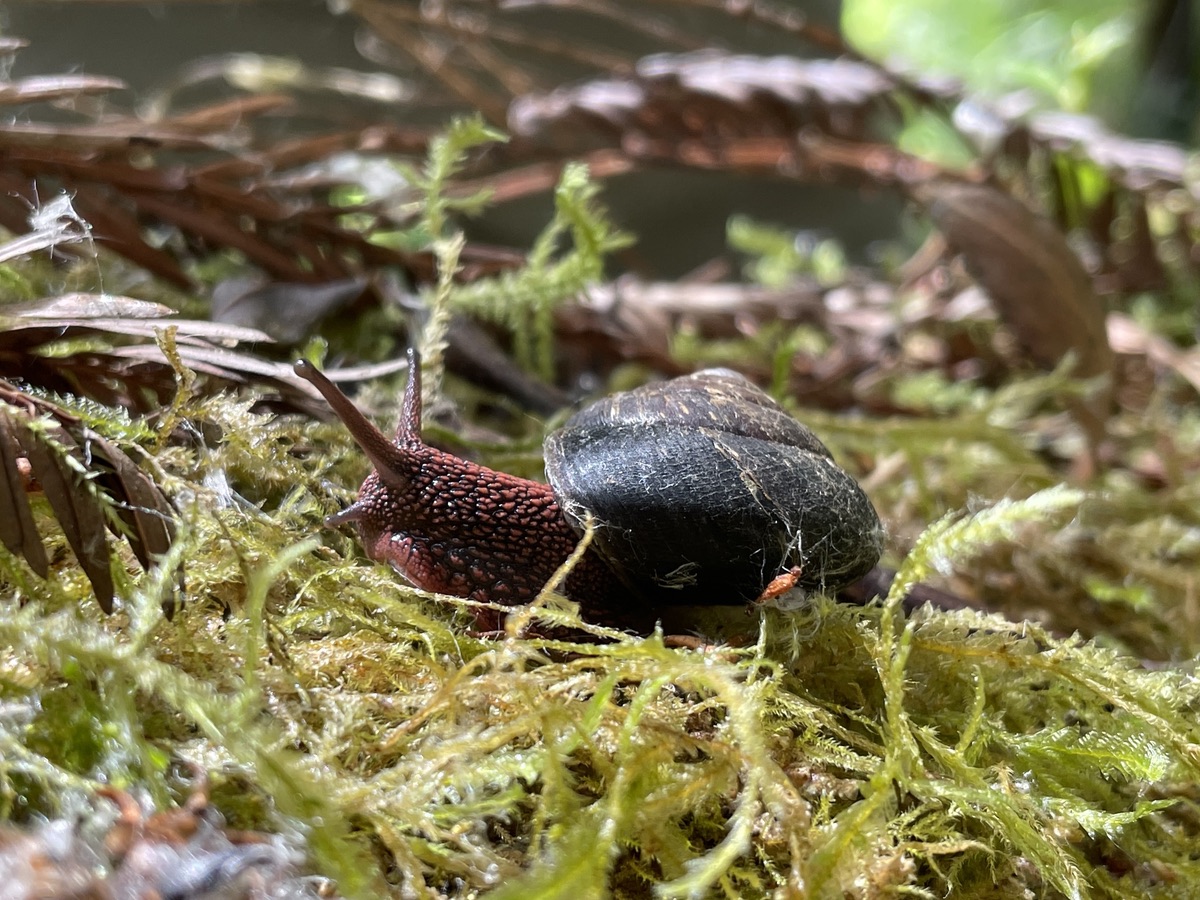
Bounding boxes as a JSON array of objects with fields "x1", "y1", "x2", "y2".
[{"x1": 297, "y1": 352, "x2": 882, "y2": 630}]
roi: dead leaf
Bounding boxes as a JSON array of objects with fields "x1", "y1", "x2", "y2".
[
  {"x1": 0, "y1": 387, "x2": 179, "y2": 615},
  {"x1": 0, "y1": 75, "x2": 127, "y2": 105},
  {"x1": 914, "y1": 179, "x2": 1112, "y2": 381},
  {"x1": 9, "y1": 416, "x2": 115, "y2": 611},
  {"x1": 0, "y1": 409, "x2": 49, "y2": 577}
]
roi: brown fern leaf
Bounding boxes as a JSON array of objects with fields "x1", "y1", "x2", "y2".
[
  {"x1": 350, "y1": 0, "x2": 919, "y2": 123},
  {"x1": 87, "y1": 434, "x2": 176, "y2": 580},
  {"x1": 509, "y1": 52, "x2": 914, "y2": 151},
  {"x1": 0, "y1": 41, "x2": 436, "y2": 291},
  {"x1": 0, "y1": 383, "x2": 177, "y2": 616},
  {"x1": 0, "y1": 407, "x2": 48, "y2": 579}
]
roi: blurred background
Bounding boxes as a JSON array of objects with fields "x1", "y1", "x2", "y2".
[{"x1": 6, "y1": 0, "x2": 1193, "y2": 280}]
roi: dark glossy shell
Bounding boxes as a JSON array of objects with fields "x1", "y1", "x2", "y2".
[{"x1": 544, "y1": 369, "x2": 883, "y2": 605}]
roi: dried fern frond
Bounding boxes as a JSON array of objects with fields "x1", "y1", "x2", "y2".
[
  {"x1": 0, "y1": 381, "x2": 176, "y2": 615},
  {"x1": 0, "y1": 42, "x2": 436, "y2": 290}
]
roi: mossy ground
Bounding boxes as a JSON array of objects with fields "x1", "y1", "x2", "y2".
[
  {"x1": 2, "y1": 334, "x2": 1199, "y2": 898},
  {"x1": 2, "y1": 120, "x2": 1199, "y2": 900}
]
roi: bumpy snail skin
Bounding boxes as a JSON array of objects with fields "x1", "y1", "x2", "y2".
[{"x1": 295, "y1": 353, "x2": 616, "y2": 629}]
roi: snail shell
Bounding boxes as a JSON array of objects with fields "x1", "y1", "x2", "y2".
[{"x1": 544, "y1": 369, "x2": 883, "y2": 605}]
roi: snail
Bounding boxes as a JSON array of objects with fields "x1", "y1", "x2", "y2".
[{"x1": 295, "y1": 351, "x2": 883, "y2": 631}]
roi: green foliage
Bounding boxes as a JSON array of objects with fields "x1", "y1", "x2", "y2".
[
  {"x1": 843, "y1": 0, "x2": 1138, "y2": 112},
  {"x1": 841, "y1": 0, "x2": 1153, "y2": 173},
  {"x1": 728, "y1": 216, "x2": 848, "y2": 288},
  {"x1": 407, "y1": 116, "x2": 510, "y2": 239},
  {"x1": 885, "y1": 485, "x2": 1086, "y2": 600},
  {"x1": 5, "y1": 392, "x2": 1200, "y2": 898},
  {"x1": 405, "y1": 116, "x2": 631, "y2": 386},
  {"x1": 401, "y1": 117, "x2": 504, "y2": 391},
  {"x1": 444, "y1": 162, "x2": 632, "y2": 380}
]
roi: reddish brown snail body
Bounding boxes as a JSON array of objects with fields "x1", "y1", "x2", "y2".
[{"x1": 296, "y1": 351, "x2": 883, "y2": 631}]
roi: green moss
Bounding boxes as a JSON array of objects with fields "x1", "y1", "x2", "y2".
[
  {"x1": 3, "y1": 408, "x2": 1200, "y2": 896},
  {"x1": 3, "y1": 124, "x2": 1200, "y2": 900}
]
